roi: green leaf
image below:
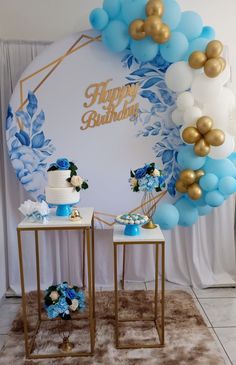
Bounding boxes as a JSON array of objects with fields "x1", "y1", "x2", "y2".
[
  {"x1": 82, "y1": 181, "x2": 89, "y2": 190},
  {"x1": 67, "y1": 177, "x2": 71, "y2": 183},
  {"x1": 76, "y1": 187, "x2": 81, "y2": 192},
  {"x1": 130, "y1": 170, "x2": 135, "y2": 178}
]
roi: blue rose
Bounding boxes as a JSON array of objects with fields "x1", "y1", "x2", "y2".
[
  {"x1": 135, "y1": 166, "x2": 148, "y2": 179},
  {"x1": 56, "y1": 158, "x2": 70, "y2": 170}
]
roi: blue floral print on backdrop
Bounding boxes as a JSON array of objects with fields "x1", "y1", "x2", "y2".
[
  {"x1": 122, "y1": 52, "x2": 184, "y2": 197},
  {"x1": 6, "y1": 92, "x2": 55, "y2": 201}
]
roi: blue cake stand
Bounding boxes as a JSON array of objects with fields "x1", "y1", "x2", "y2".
[
  {"x1": 56, "y1": 204, "x2": 72, "y2": 217},
  {"x1": 115, "y1": 214, "x2": 149, "y2": 236}
]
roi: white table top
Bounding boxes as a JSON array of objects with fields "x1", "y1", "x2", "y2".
[
  {"x1": 113, "y1": 224, "x2": 165, "y2": 243},
  {"x1": 18, "y1": 207, "x2": 94, "y2": 229}
]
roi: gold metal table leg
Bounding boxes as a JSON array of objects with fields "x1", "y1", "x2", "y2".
[
  {"x1": 17, "y1": 229, "x2": 30, "y2": 358},
  {"x1": 114, "y1": 243, "x2": 119, "y2": 348},
  {"x1": 82, "y1": 230, "x2": 86, "y2": 289},
  {"x1": 86, "y1": 228, "x2": 95, "y2": 354},
  {"x1": 121, "y1": 244, "x2": 126, "y2": 290},
  {"x1": 154, "y1": 242, "x2": 159, "y2": 321},
  {"x1": 35, "y1": 230, "x2": 41, "y2": 321}
]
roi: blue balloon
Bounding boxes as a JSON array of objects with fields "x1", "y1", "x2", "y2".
[
  {"x1": 103, "y1": 0, "x2": 121, "y2": 19},
  {"x1": 162, "y1": 0, "x2": 181, "y2": 30},
  {"x1": 200, "y1": 26, "x2": 216, "y2": 40},
  {"x1": 177, "y1": 145, "x2": 206, "y2": 170},
  {"x1": 174, "y1": 197, "x2": 198, "y2": 227},
  {"x1": 184, "y1": 37, "x2": 209, "y2": 61},
  {"x1": 121, "y1": 0, "x2": 146, "y2": 25},
  {"x1": 205, "y1": 191, "x2": 224, "y2": 207},
  {"x1": 176, "y1": 11, "x2": 203, "y2": 40},
  {"x1": 198, "y1": 205, "x2": 213, "y2": 216},
  {"x1": 102, "y1": 20, "x2": 130, "y2": 52},
  {"x1": 229, "y1": 152, "x2": 236, "y2": 167},
  {"x1": 130, "y1": 37, "x2": 159, "y2": 63},
  {"x1": 90, "y1": 8, "x2": 109, "y2": 30},
  {"x1": 199, "y1": 173, "x2": 219, "y2": 192},
  {"x1": 218, "y1": 176, "x2": 236, "y2": 195},
  {"x1": 153, "y1": 203, "x2": 179, "y2": 230},
  {"x1": 203, "y1": 158, "x2": 236, "y2": 179},
  {"x1": 160, "y1": 32, "x2": 189, "y2": 63}
]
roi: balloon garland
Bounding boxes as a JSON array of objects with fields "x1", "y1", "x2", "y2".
[{"x1": 89, "y1": 0, "x2": 236, "y2": 230}]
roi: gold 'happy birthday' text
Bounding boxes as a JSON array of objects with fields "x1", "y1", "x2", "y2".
[{"x1": 80, "y1": 79, "x2": 139, "y2": 131}]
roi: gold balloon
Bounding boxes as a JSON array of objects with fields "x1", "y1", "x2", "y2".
[
  {"x1": 182, "y1": 127, "x2": 201, "y2": 144},
  {"x1": 144, "y1": 15, "x2": 162, "y2": 36},
  {"x1": 188, "y1": 183, "x2": 202, "y2": 200},
  {"x1": 129, "y1": 19, "x2": 146, "y2": 40},
  {"x1": 206, "y1": 40, "x2": 223, "y2": 59},
  {"x1": 146, "y1": 0, "x2": 164, "y2": 17},
  {"x1": 152, "y1": 23, "x2": 170, "y2": 44},
  {"x1": 180, "y1": 169, "x2": 196, "y2": 186},
  {"x1": 176, "y1": 180, "x2": 188, "y2": 193},
  {"x1": 195, "y1": 170, "x2": 205, "y2": 182},
  {"x1": 204, "y1": 58, "x2": 222, "y2": 78},
  {"x1": 196, "y1": 116, "x2": 213, "y2": 135},
  {"x1": 194, "y1": 139, "x2": 211, "y2": 157},
  {"x1": 218, "y1": 56, "x2": 226, "y2": 72},
  {"x1": 189, "y1": 51, "x2": 207, "y2": 69},
  {"x1": 204, "y1": 129, "x2": 225, "y2": 146}
]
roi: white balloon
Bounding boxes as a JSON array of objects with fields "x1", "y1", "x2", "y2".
[
  {"x1": 165, "y1": 62, "x2": 194, "y2": 93},
  {"x1": 176, "y1": 92, "x2": 195, "y2": 111},
  {"x1": 227, "y1": 106, "x2": 236, "y2": 137},
  {"x1": 183, "y1": 106, "x2": 202, "y2": 126},
  {"x1": 191, "y1": 74, "x2": 222, "y2": 104},
  {"x1": 202, "y1": 87, "x2": 235, "y2": 129},
  {"x1": 209, "y1": 132, "x2": 235, "y2": 160},
  {"x1": 171, "y1": 108, "x2": 184, "y2": 126}
]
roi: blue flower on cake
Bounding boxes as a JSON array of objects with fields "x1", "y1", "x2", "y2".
[{"x1": 56, "y1": 158, "x2": 70, "y2": 170}]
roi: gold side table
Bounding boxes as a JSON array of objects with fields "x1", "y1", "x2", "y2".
[
  {"x1": 17, "y1": 207, "x2": 95, "y2": 359},
  {"x1": 113, "y1": 224, "x2": 165, "y2": 349}
]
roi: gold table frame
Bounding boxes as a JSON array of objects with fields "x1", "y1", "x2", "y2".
[
  {"x1": 113, "y1": 235, "x2": 165, "y2": 349},
  {"x1": 16, "y1": 212, "x2": 96, "y2": 359}
]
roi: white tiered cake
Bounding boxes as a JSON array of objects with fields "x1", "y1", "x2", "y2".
[{"x1": 45, "y1": 170, "x2": 80, "y2": 206}]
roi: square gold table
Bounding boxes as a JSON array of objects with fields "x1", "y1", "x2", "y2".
[
  {"x1": 17, "y1": 207, "x2": 95, "y2": 359},
  {"x1": 113, "y1": 224, "x2": 165, "y2": 349}
]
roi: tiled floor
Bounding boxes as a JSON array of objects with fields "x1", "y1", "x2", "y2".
[{"x1": 1, "y1": 283, "x2": 236, "y2": 364}]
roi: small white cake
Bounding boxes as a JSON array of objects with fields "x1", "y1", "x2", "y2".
[{"x1": 45, "y1": 171, "x2": 80, "y2": 205}]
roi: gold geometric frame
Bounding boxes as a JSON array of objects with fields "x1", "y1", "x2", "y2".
[{"x1": 16, "y1": 32, "x2": 166, "y2": 226}]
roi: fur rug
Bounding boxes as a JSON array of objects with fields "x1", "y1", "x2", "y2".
[{"x1": 0, "y1": 290, "x2": 225, "y2": 365}]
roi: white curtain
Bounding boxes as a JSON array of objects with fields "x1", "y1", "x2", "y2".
[{"x1": 0, "y1": 40, "x2": 236, "y2": 296}]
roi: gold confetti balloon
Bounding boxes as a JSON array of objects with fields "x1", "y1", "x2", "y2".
[
  {"x1": 129, "y1": 19, "x2": 146, "y2": 40},
  {"x1": 144, "y1": 15, "x2": 162, "y2": 36},
  {"x1": 196, "y1": 116, "x2": 213, "y2": 135},
  {"x1": 206, "y1": 40, "x2": 223, "y2": 59},
  {"x1": 188, "y1": 183, "x2": 202, "y2": 200},
  {"x1": 146, "y1": 0, "x2": 164, "y2": 17},
  {"x1": 152, "y1": 23, "x2": 170, "y2": 44},
  {"x1": 204, "y1": 58, "x2": 223, "y2": 78},
  {"x1": 189, "y1": 51, "x2": 207, "y2": 69}
]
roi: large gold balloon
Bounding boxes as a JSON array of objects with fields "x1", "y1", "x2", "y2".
[
  {"x1": 204, "y1": 129, "x2": 225, "y2": 146},
  {"x1": 129, "y1": 19, "x2": 146, "y2": 40},
  {"x1": 194, "y1": 139, "x2": 211, "y2": 157},
  {"x1": 204, "y1": 58, "x2": 222, "y2": 78},
  {"x1": 188, "y1": 183, "x2": 202, "y2": 200},
  {"x1": 195, "y1": 170, "x2": 205, "y2": 182},
  {"x1": 144, "y1": 15, "x2": 162, "y2": 36},
  {"x1": 152, "y1": 23, "x2": 170, "y2": 44},
  {"x1": 196, "y1": 116, "x2": 213, "y2": 135},
  {"x1": 176, "y1": 180, "x2": 188, "y2": 193},
  {"x1": 182, "y1": 127, "x2": 201, "y2": 144},
  {"x1": 206, "y1": 40, "x2": 223, "y2": 59},
  {"x1": 217, "y1": 56, "x2": 226, "y2": 72},
  {"x1": 146, "y1": 0, "x2": 164, "y2": 17},
  {"x1": 180, "y1": 169, "x2": 196, "y2": 185},
  {"x1": 188, "y1": 51, "x2": 207, "y2": 69}
]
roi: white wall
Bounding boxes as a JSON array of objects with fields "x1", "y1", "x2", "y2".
[{"x1": 0, "y1": 0, "x2": 235, "y2": 298}]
